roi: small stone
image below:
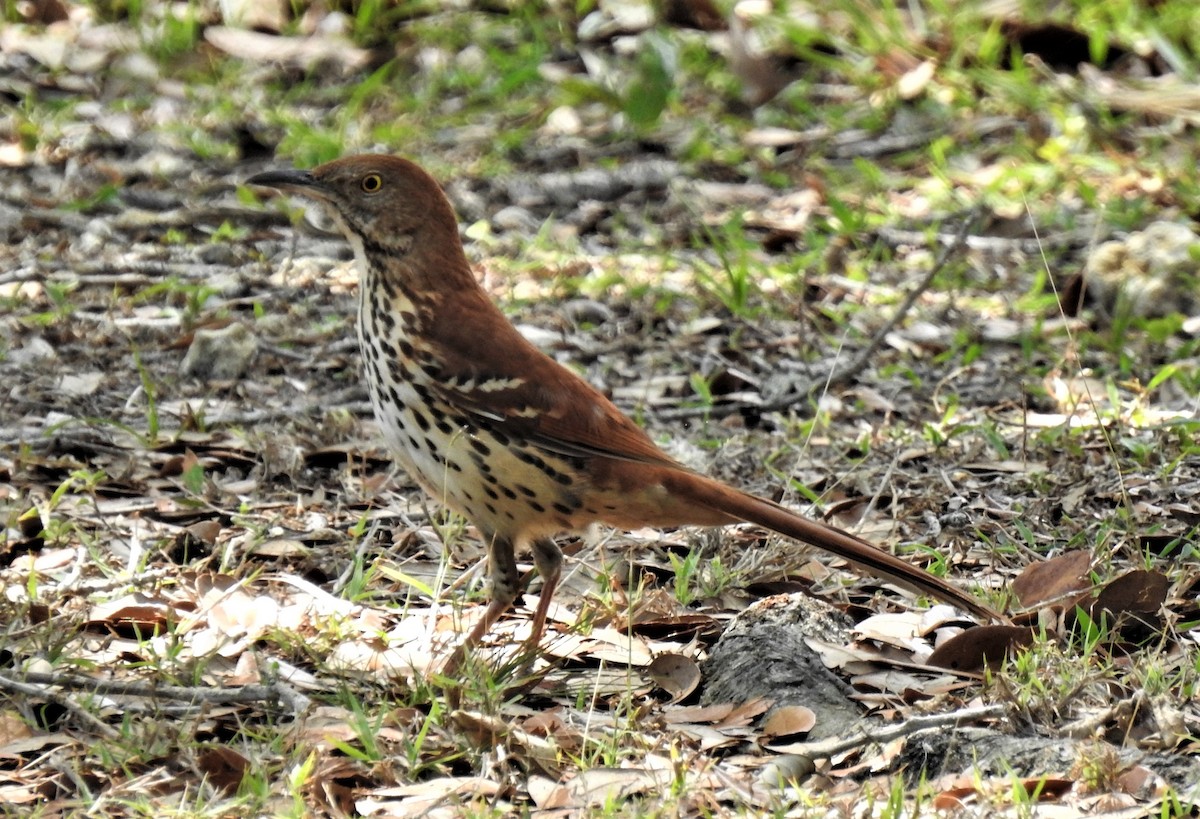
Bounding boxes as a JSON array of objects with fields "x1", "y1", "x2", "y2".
[
  {"x1": 57, "y1": 372, "x2": 104, "y2": 397},
  {"x1": 180, "y1": 323, "x2": 258, "y2": 381},
  {"x1": 197, "y1": 243, "x2": 238, "y2": 266},
  {"x1": 492, "y1": 205, "x2": 539, "y2": 233},
  {"x1": 1084, "y1": 220, "x2": 1200, "y2": 319},
  {"x1": 562, "y1": 298, "x2": 614, "y2": 326},
  {"x1": 77, "y1": 218, "x2": 115, "y2": 255},
  {"x1": 544, "y1": 106, "x2": 582, "y2": 136},
  {"x1": 11, "y1": 336, "x2": 56, "y2": 367},
  {"x1": 456, "y1": 44, "x2": 486, "y2": 73},
  {"x1": 110, "y1": 51, "x2": 161, "y2": 84},
  {"x1": 0, "y1": 201, "x2": 21, "y2": 242}
]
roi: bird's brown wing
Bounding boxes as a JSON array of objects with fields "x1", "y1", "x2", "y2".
[
  {"x1": 424, "y1": 295, "x2": 684, "y2": 466},
  {"x1": 428, "y1": 345, "x2": 682, "y2": 467}
]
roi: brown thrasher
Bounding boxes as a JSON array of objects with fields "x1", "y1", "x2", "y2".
[{"x1": 248, "y1": 156, "x2": 1001, "y2": 663}]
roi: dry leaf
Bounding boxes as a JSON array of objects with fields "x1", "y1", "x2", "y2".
[
  {"x1": 760, "y1": 705, "x2": 817, "y2": 740},
  {"x1": 196, "y1": 745, "x2": 251, "y2": 795},
  {"x1": 1012, "y1": 550, "x2": 1093, "y2": 608},
  {"x1": 647, "y1": 653, "x2": 701, "y2": 703},
  {"x1": 926, "y1": 625, "x2": 1037, "y2": 672}
]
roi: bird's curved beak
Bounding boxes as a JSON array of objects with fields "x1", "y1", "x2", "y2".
[{"x1": 246, "y1": 168, "x2": 329, "y2": 200}]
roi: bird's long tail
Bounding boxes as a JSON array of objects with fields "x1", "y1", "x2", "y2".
[{"x1": 662, "y1": 471, "x2": 1004, "y2": 622}]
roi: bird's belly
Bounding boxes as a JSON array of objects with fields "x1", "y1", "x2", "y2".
[{"x1": 366, "y1": 380, "x2": 590, "y2": 539}]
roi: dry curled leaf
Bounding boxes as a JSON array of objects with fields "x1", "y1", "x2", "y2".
[
  {"x1": 926, "y1": 625, "x2": 1037, "y2": 672},
  {"x1": 1011, "y1": 550, "x2": 1093, "y2": 608},
  {"x1": 647, "y1": 653, "x2": 701, "y2": 703},
  {"x1": 1093, "y1": 570, "x2": 1170, "y2": 617},
  {"x1": 760, "y1": 705, "x2": 817, "y2": 741}
]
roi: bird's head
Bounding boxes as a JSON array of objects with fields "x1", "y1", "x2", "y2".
[{"x1": 248, "y1": 154, "x2": 459, "y2": 257}]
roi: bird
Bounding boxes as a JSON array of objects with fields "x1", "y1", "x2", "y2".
[{"x1": 247, "y1": 155, "x2": 1003, "y2": 667}]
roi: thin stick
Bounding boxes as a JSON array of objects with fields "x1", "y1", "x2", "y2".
[
  {"x1": 4, "y1": 671, "x2": 313, "y2": 714},
  {"x1": 765, "y1": 703, "x2": 1006, "y2": 762}
]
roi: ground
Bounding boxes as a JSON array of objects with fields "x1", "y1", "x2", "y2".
[{"x1": 2, "y1": 1, "x2": 1200, "y2": 816}]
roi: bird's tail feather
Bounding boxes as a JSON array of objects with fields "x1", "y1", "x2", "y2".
[{"x1": 663, "y1": 471, "x2": 1003, "y2": 622}]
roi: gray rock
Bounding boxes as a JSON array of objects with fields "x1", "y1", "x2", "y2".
[{"x1": 180, "y1": 323, "x2": 258, "y2": 381}]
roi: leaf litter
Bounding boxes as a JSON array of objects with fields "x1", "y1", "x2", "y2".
[{"x1": 2, "y1": 0, "x2": 1200, "y2": 814}]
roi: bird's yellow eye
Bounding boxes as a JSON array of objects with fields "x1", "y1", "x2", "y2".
[{"x1": 361, "y1": 173, "x2": 383, "y2": 193}]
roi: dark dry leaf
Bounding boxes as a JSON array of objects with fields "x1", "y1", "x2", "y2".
[
  {"x1": 997, "y1": 21, "x2": 1132, "y2": 72},
  {"x1": 1093, "y1": 570, "x2": 1170, "y2": 617},
  {"x1": 926, "y1": 625, "x2": 1037, "y2": 672},
  {"x1": 195, "y1": 745, "x2": 251, "y2": 796},
  {"x1": 1086, "y1": 570, "x2": 1171, "y2": 645},
  {"x1": 660, "y1": 0, "x2": 727, "y2": 32},
  {"x1": 1010, "y1": 550, "x2": 1093, "y2": 609},
  {"x1": 167, "y1": 519, "x2": 221, "y2": 563}
]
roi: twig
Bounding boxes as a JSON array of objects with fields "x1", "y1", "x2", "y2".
[
  {"x1": 7, "y1": 671, "x2": 313, "y2": 714},
  {"x1": 767, "y1": 703, "x2": 1006, "y2": 762},
  {"x1": 0, "y1": 674, "x2": 121, "y2": 740},
  {"x1": 875, "y1": 225, "x2": 1091, "y2": 255}
]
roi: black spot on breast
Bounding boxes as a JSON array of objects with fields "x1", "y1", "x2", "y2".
[
  {"x1": 504, "y1": 510, "x2": 515, "y2": 521},
  {"x1": 387, "y1": 385, "x2": 405, "y2": 410},
  {"x1": 470, "y1": 438, "x2": 491, "y2": 456},
  {"x1": 516, "y1": 484, "x2": 536, "y2": 498},
  {"x1": 406, "y1": 434, "x2": 421, "y2": 450},
  {"x1": 500, "y1": 486, "x2": 517, "y2": 500},
  {"x1": 527, "y1": 499, "x2": 546, "y2": 514},
  {"x1": 434, "y1": 418, "x2": 454, "y2": 435},
  {"x1": 398, "y1": 339, "x2": 415, "y2": 359},
  {"x1": 513, "y1": 449, "x2": 544, "y2": 469},
  {"x1": 399, "y1": 310, "x2": 417, "y2": 326},
  {"x1": 552, "y1": 501, "x2": 575, "y2": 516},
  {"x1": 375, "y1": 309, "x2": 396, "y2": 334},
  {"x1": 446, "y1": 459, "x2": 463, "y2": 472},
  {"x1": 411, "y1": 410, "x2": 431, "y2": 432},
  {"x1": 483, "y1": 485, "x2": 499, "y2": 501},
  {"x1": 471, "y1": 454, "x2": 492, "y2": 474},
  {"x1": 423, "y1": 436, "x2": 439, "y2": 455},
  {"x1": 485, "y1": 502, "x2": 497, "y2": 516},
  {"x1": 537, "y1": 463, "x2": 572, "y2": 486},
  {"x1": 513, "y1": 449, "x2": 568, "y2": 487}
]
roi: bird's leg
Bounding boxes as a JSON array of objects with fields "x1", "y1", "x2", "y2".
[
  {"x1": 442, "y1": 533, "x2": 520, "y2": 676},
  {"x1": 525, "y1": 537, "x2": 563, "y2": 655}
]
